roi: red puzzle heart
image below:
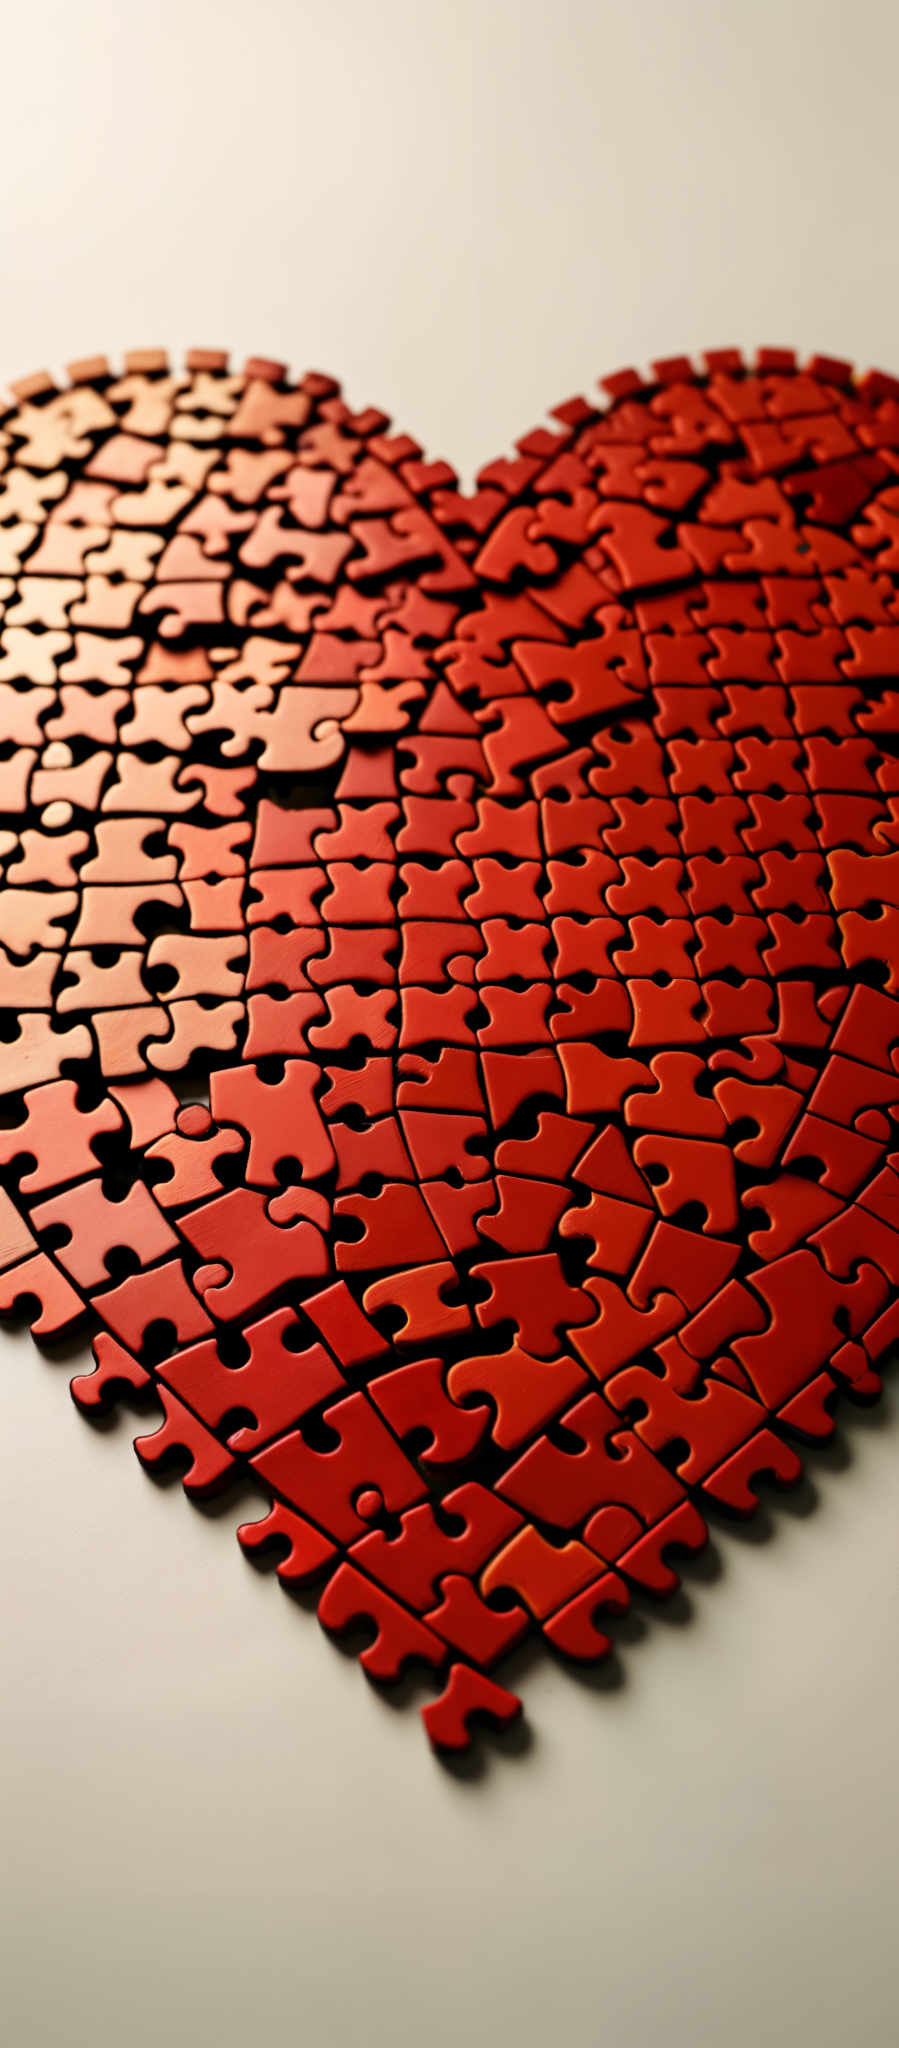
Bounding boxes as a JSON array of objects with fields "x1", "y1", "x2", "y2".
[{"x1": 2, "y1": 343, "x2": 899, "y2": 1751}]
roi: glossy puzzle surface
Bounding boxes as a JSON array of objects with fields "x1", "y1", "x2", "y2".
[{"x1": 3, "y1": 344, "x2": 899, "y2": 1751}]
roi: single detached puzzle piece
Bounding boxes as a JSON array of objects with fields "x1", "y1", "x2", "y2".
[{"x1": 421, "y1": 1665, "x2": 523, "y2": 1752}]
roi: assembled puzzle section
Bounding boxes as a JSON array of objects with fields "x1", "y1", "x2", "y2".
[{"x1": 2, "y1": 343, "x2": 899, "y2": 1751}]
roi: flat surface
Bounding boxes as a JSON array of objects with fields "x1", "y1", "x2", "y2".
[{"x1": 2, "y1": 3, "x2": 899, "y2": 2043}]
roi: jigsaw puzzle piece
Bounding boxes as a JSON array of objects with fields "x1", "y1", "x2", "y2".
[
  {"x1": 446, "y1": 1342, "x2": 588, "y2": 1450},
  {"x1": 144, "y1": 1105, "x2": 245, "y2": 1208},
  {"x1": 178, "y1": 1186, "x2": 329, "y2": 1319},
  {"x1": 316, "y1": 1564, "x2": 448, "y2": 1682},
  {"x1": 480, "y1": 1524, "x2": 604, "y2": 1620},
  {"x1": 584, "y1": 1497, "x2": 709, "y2": 1595},
  {"x1": 70, "y1": 1330, "x2": 150, "y2": 1411},
  {"x1": 93, "y1": 1257, "x2": 213, "y2": 1355},
  {"x1": 210, "y1": 1060, "x2": 336, "y2": 1185},
  {"x1": 237, "y1": 1500, "x2": 337, "y2": 1583},
  {"x1": 133, "y1": 1385, "x2": 237, "y2": 1497},
  {"x1": 0, "y1": 1249, "x2": 85, "y2": 1335},
  {"x1": 30, "y1": 1176, "x2": 178, "y2": 1289},
  {"x1": 300, "y1": 1277, "x2": 389, "y2": 1369},
  {"x1": 422, "y1": 1573, "x2": 529, "y2": 1665},
  {"x1": 251, "y1": 1390, "x2": 427, "y2": 1544},
  {"x1": 496, "y1": 1390, "x2": 688, "y2": 1529},
  {"x1": 0, "y1": 1078, "x2": 122, "y2": 1194},
  {"x1": 421, "y1": 1664, "x2": 522, "y2": 1752},
  {"x1": 362, "y1": 1261, "x2": 473, "y2": 1346},
  {"x1": 368, "y1": 1355, "x2": 489, "y2": 1464},
  {"x1": 350, "y1": 1482, "x2": 522, "y2": 1612},
  {"x1": 470, "y1": 1252, "x2": 595, "y2": 1358}
]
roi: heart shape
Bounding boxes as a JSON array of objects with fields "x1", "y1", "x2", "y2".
[{"x1": 2, "y1": 343, "x2": 899, "y2": 1752}]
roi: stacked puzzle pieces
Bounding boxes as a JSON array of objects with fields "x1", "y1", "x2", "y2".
[{"x1": 1, "y1": 343, "x2": 899, "y2": 1749}]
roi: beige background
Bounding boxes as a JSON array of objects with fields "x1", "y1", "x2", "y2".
[{"x1": 2, "y1": 3, "x2": 899, "y2": 2043}]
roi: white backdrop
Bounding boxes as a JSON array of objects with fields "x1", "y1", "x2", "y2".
[{"x1": 2, "y1": 6, "x2": 899, "y2": 2044}]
